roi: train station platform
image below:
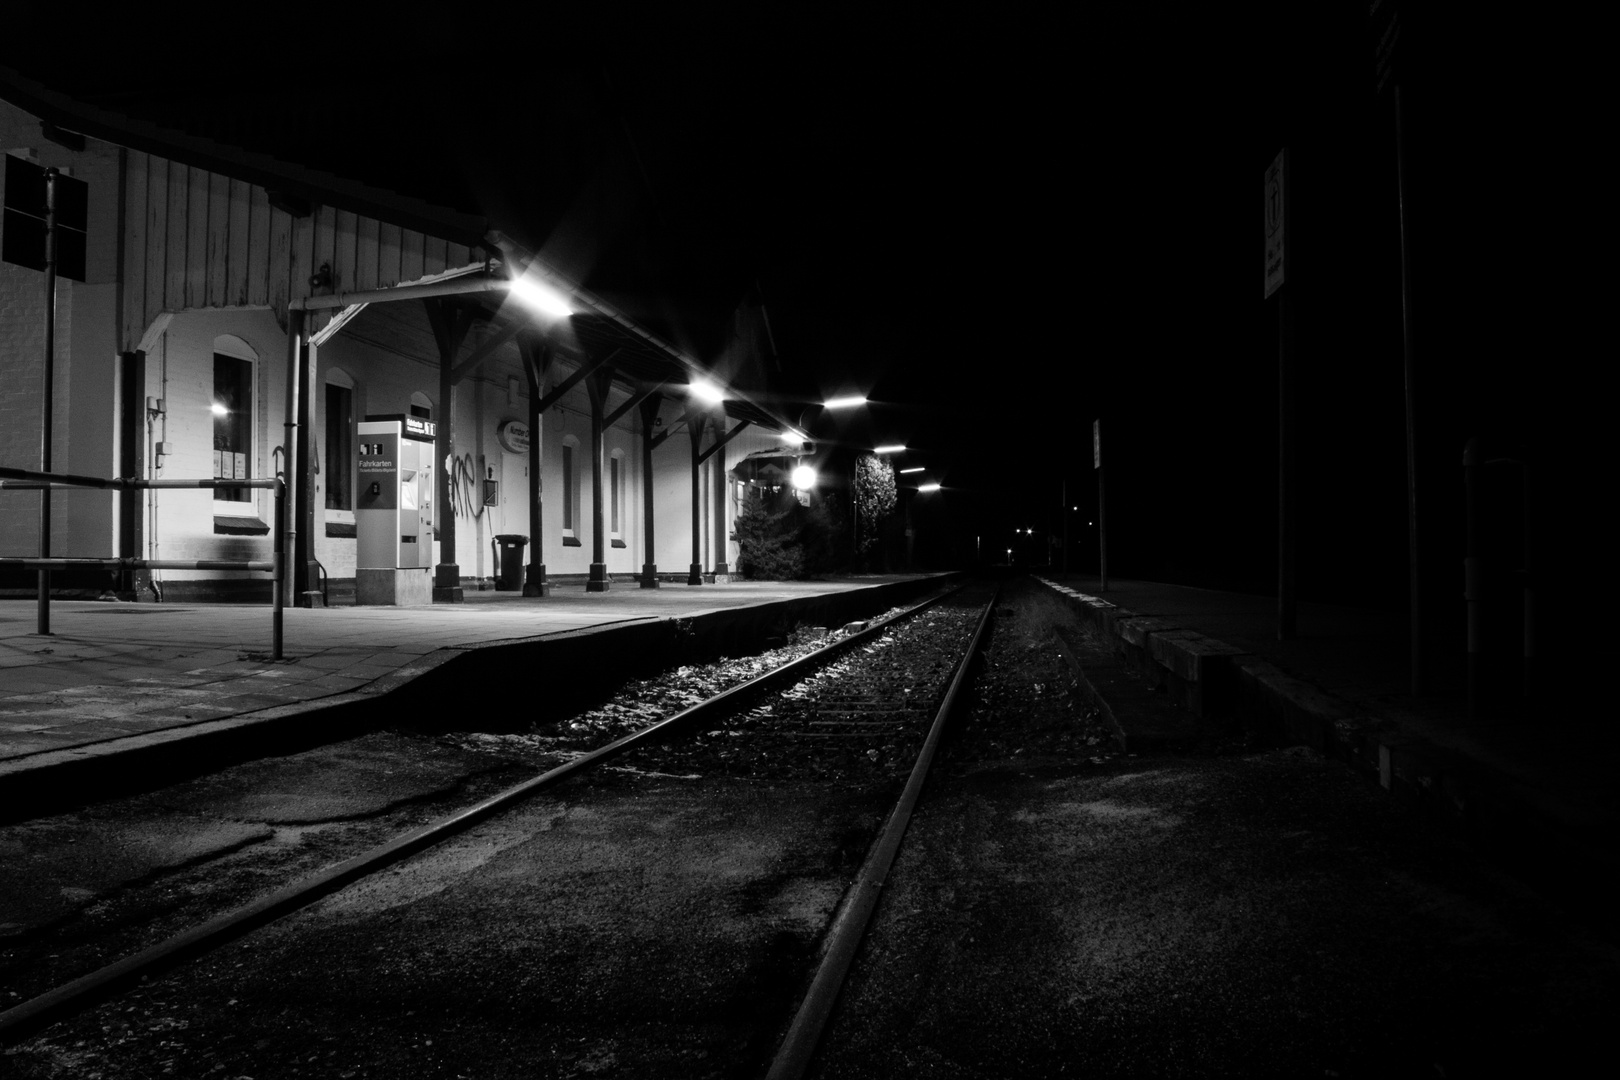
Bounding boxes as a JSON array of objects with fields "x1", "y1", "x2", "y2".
[
  {"x1": 0, "y1": 575, "x2": 952, "y2": 817},
  {"x1": 1037, "y1": 572, "x2": 1615, "y2": 917}
]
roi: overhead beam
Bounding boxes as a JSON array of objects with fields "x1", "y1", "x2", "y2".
[
  {"x1": 697, "y1": 419, "x2": 752, "y2": 465},
  {"x1": 532, "y1": 348, "x2": 620, "y2": 417},
  {"x1": 603, "y1": 381, "x2": 667, "y2": 430},
  {"x1": 650, "y1": 406, "x2": 692, "y2": 450},
  {"x1": 449, "y1": 317, "x2": 526, "y2": 383}
]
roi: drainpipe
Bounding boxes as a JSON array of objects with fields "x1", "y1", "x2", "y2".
[{"x1": 283, "y1": 308, "x2": 304, "y2": 608}]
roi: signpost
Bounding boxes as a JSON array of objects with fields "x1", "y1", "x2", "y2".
[
  {"x1": 1267, "y1": 150, "x2": 1297, "y2": 640},
  {"x1": 3, "y1": 155, "x2": 89, "y2": 635}
]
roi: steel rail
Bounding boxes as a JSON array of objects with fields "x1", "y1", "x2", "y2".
[
  {"x1": 765, "y1": 586, "x2": 999, "y2": 1080},
  {"x1": 0, "y1": 580, "x2": 968, "y2": 1045}
]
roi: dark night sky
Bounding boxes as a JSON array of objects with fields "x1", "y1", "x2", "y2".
[{"x1": 4, "y1": 5, "x2": 1602, "y2": 605}]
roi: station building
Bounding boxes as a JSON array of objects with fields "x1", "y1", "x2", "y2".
[{"x1": 0, "y1": 78, "x2": 802, "y2": 604}]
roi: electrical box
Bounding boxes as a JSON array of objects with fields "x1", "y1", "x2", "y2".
[{"x1": 355, "y1": 416, "x2": 436, "y2": 604}]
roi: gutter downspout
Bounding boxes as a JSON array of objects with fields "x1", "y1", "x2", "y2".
[{"x1": 282, "y1": 308, "x2": 304, "y2": 608}]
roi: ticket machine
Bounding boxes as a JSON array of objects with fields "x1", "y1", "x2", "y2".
[{"x1": 355, "y1": 415, "x2": 436, "y2": 605}]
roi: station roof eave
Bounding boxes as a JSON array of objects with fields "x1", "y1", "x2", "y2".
[
  {"x1": 0, "y1": 63, "x2": 490, "y2": 251},
  {"x1": 0, "y1": 64, "x2": 799, "y2": 439}
]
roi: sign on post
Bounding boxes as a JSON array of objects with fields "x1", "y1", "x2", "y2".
[
  {"x1": 1265, "y1": 150, "x2": 1287, "y2": 299},
  {"x1": 1093, "y1": 420, "x2": 1101, "y2": 469}
]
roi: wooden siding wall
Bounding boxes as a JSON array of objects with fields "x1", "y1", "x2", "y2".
[{"x1": 120, "y1": 151, "x2": 479, "y2": 352}]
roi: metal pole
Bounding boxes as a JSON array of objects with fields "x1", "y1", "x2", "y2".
[
  {"x1": 282, "y1": 308, "x2": 303, "y2": 608},
  {"x1": 1278, "y1": 283, "x2": 1296, "y2": 640},
  {"x1": 1062, "y1": 478, "x2": 1069, "y2": 573},
  {"x1": 272, "y1": 479, "x2": 285, "y2": 660},
  {"x1": 37, "y1": 169, "x2": 58, "y2": 635},
  {"x1": 1098, "y1": 465, "x2": 1108, "y2": 593},
  {"x1": 1095, "y1": 420, "x2": 1107, "y2": 592},
  {"x1": 1396, "y1": 83, "x2": 1424, "y2": 694},
  {"x1": 1464, "y1": 438, "x2": 1483, "y2": 722},
  {"x1": 1522, "y1": 459, "x2": 1534, "y2": 701}
]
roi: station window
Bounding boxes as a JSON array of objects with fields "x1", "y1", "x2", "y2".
[
  {"x1": 609, "y1": 449, "x2": 626, "y2": 547},
  {"x1": 561, "y1": 435, "x2": 580, "y2": 544},
  {"x1": 213, "y1": 344, "x2": 253, "y2": 504},
  {"x1": 325, "y1": 381, "x2": 354, "y2": 511}
]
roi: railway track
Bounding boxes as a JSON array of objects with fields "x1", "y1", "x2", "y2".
[{"x1": 0, "y1": 580, "x2": 1001, "y2": 1070}]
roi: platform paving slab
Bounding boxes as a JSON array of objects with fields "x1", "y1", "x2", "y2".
[{"x1": 0, "y1": 575, "x2": 954, "y2": 817}]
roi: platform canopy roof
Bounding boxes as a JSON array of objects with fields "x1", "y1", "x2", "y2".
[{"x1": 0, "y1": 58, "x2": 794, "y2": 435}]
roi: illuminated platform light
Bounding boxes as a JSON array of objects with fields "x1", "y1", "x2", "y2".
[
  {"x1": 507, "y1": 276, "x2": 573, "y2": 319},
  {"x1": 210, "y1": 402, "x2": 229, "y2": 416},
  {"x1": 688, "y1": 380, "x2": 727, "y2": 404},
  {"x1": 823, "y1": 395, "x2": 867, "y2": 410},
  {"x1": 791, "y1": 464, "x2": 818, "y2": 490},
  {"x1": 873, "y1": 444, "x2": 906, "y2": 455},
  {"x1": 918, "y1": 482, "x2": 942, "y2": 493},
  {"x1": 899, "y1": 466, "x2": 925, "y2": 474}
]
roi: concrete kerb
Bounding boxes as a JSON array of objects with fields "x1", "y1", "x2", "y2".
[
  {"x1": 1, "y1": 575, "x2": 960, "y2": 822},
  {"x1": 1032, "y1": 577, "x2": 1618, "y2": 920}
]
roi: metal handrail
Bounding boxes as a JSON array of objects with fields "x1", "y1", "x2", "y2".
[{"x1": 0, "y1": 465, "x2": 286, "y2": 659}]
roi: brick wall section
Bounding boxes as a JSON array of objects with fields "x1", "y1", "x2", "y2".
[{"x1": 3, "y1": 100, "x2": 124, "y2": 558}]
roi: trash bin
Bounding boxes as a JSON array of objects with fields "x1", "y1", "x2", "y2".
[{"x1": 494, "y1": 534, "x2": 527, "y2": 591}]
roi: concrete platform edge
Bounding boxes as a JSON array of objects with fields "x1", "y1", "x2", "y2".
[
  {"x1": 1, "y1": 575, "x2": 959, "y2": 822},
  {"x1": 1032, "y1": 577, "x2": 1616, "y2": 911}
]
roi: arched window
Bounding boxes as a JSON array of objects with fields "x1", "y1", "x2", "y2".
[
  {"x1": 212, "y1": 335, "x2": 256, "y2": 509},
  {"x1": 609, "y1": 448, "x2": 627, "y2": 548},
  {"x1": 561, "y1": 434, "x2": 581, "y2": 546},
  {"x1": 324, "y1": 367, "x2": 356, "y2": 512},
  {"x1": 409, "y1": 391, "x2": 433, "y2": 420}
]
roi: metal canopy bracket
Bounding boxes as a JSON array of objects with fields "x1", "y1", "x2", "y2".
[
  {"x1": 532, "y1": 348, "x2": 620, "y2": 417},
  {"x1": 449, "y1": 317, "x2": 525, "y2": 384},
  {"x1": 603, "y1": 381, "x2": 667, "y2": 431},
  {"x1": 697, "y1": 419, "x2": 752, "y2": 465}
]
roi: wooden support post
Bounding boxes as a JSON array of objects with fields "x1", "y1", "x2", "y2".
[
  {"x1": 712, "y1": 442, "x2": 729, "y2": 578},
  {"x1": 519, "y1": 334, "x2": 551, "y2": 596},
  {"x1": 585, "y1": 366, "x2": 613, "y2": 592},
  {"x1": 118, "y1": 350, "x2": 149, "y2": 600},
  {"x1": 425, "y1": 298, "x2": 473, "y2": 603},
  {"x1": 687, "y1": 417, "x2": 705, "y2": 585},
  {"x1": 281, "y1": 308, "x2": 305, "y2": 608},
  {"x1": 294, "y1": 335, "x2": 321, "y2": 606},
  {"x1": 639, "y1": 392, "x2": 662, "y2": 587}
]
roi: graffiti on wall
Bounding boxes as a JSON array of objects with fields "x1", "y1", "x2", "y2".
[{"x1": 449, "y1": 452, "x2": 487, "y2": 520}]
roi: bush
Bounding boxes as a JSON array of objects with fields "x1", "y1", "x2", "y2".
[{"x1": 736, "y1": 487, "x2": 843, "y2": 579}]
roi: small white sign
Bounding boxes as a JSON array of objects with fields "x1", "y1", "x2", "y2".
[
  {"x1": 496, "y1": 419, "x2": 530, "y2": 454},
  {"x1": 1265, "y1": 150, "x2": 1286, "y2": 298}
]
